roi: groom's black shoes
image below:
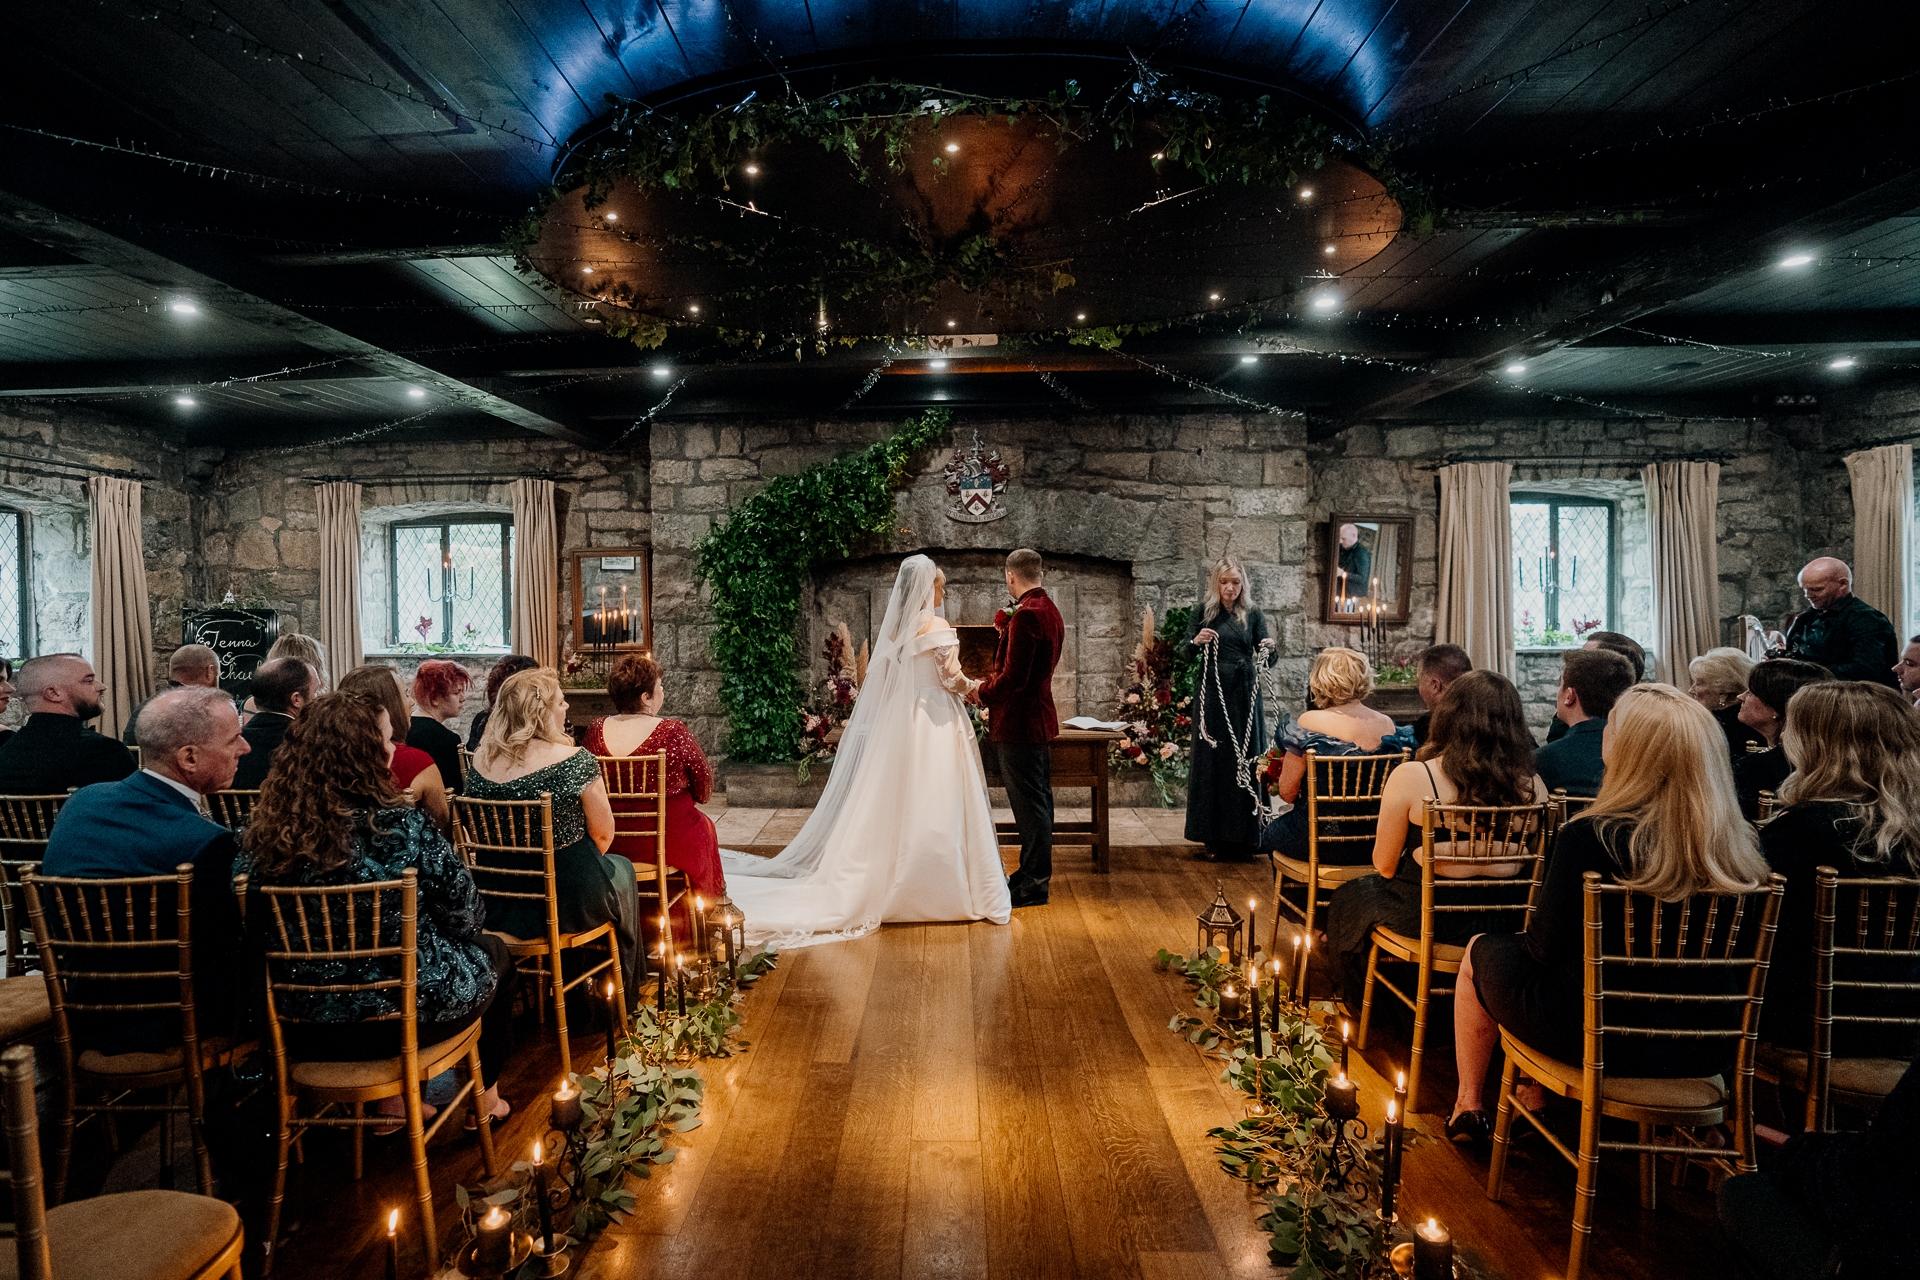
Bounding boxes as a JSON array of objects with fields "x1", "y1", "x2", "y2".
[{"x1": 1010, "y1": 887, "x2": 1049, "y2": 908}]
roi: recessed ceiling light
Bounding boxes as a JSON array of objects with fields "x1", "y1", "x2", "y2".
[
  {"x1": 1312, "y1": 295, "x2": 1338, "y2": 310},
  {"x1": 1830, "y1": 356, "x2": 1857, "y2": 369},
  {"x1": 1779, "y1": 253, "x2": 1814, "y2": 268},
  {"x1": 1299, "y1": 188, "x2": 1313, "y2": 199},
  {"x1": 1240, "y1": 356, "x2": 1258, "y2": 364},
  {"x1": 947, "y1": 320, "x2": 957, "y2": 328},
  {"x1": 406, "y1": 386, "x2": 426, "y2": 399},
  {"x1": 1076, "y1": 312, "x2": 1087, "y2": 321},
  {"x1": 1324, "y1": 245, "x2": 1336, "y2": 254},
  {"x1": 1208, "y1": 292, "x2": 1221, "y2": 301},
  {"x1": 582, "y1": 267, "x2": 594, "y2": 275},
  {"x1": 930, "y1": 359, "x2": 948, "y2": 370},
  {"x1": 744, "y1": 164, "x2": 758, "y2": 175},
  {"x1": 944, "y1": 143, "x2": 959, "y2": 153},
  {"x1": 169, "y1": 300, "x2": 197, "y2": 315},
  {"x1": 604, "y1": 212, "x2": 618, "y2": 222},
  {"x1": 651, "y1": 366, "x2": 671, "y2": 377},
  {"x1": 689, "y1": 304, "x2": 700, "y2": 313},
  {"x1": 175, "y1": 396, "x2": 196, "y2": 407},
  {"x1": 1151, "y1": 152, "x2": 1164, "y2": 161}
]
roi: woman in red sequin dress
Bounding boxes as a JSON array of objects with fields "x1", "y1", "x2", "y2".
[{"x1": 584, "y1": 654, "x2": 724, "y2": 943}]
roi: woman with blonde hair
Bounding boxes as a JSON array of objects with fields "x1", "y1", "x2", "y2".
[
  {"x1": 1445, "y1": 684, "x2": 1772, "y2": 1143},
  {"x1": 1183, "y1": 556, "x2": 1274, "y2": 862},
  {"x1": 1688, "y1": 645, "x2": 1765, "y2": 762},
  {"x1": 464, "y1": 669, "x2": 641, "y2": 1000},
  {"x1": 1760, "y1": 681, "x2": 1920, "y2": 1054},
  {"x1": 1258, "y1": 647, "x2": 1407, "y2": 864}
]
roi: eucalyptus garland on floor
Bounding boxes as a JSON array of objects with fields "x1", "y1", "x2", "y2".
[
  {"x1": 696, "y1": 408, "x2": 950, "y2": 762},
  {"x1": 1154, "y1": 946, "x2": 1407, "y2": 1280},
  {"x1": 449, "y1": 951, "x2": 777, "y2": 1277}
]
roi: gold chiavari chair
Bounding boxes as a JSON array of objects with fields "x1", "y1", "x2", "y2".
[
  {"x1": 456, "y1": 744, "x2": 473, "y2": 791},
  {"x1": 24, "y1": 863, "x2": 238, "y2": 1204},
  {"x1": 203, "y1": 790, "x2": 259, "y2": 831},
  {"x1": 1757, "y1": 791, "x2": 1778, "y2": 824},
  {"x1": 1, "y1": 1043, "x2": 244, "y2": 1280},
  {"x1": 1269, "y1": 749, "x2": 1406, "y2": 997},
  {"x1": 452, "y1": 793, "x2": 627, "y2": 1079},
  {"x1": 596, "y1": 754, "x2": 684, "y2": 970},
  {"x1": 1357, "y1": 798, "x2": 1551, "y2": 1114},
  {"x1": 1487, "y1": 872, "x2": 1786, "y2": 1280},
  {"x1": 242, "y1": 869, "x2": 497, "y2": 1276},
  {"x1": 0, "y1": 793, "x2": 68, "y2": 975}
]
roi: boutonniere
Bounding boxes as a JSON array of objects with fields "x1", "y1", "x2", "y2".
[{"x1": 993, "y1": 608, "x2": 1012, "y2": 631}]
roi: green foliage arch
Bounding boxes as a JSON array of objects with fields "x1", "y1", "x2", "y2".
[{"x1": 696, "y1": 408, "x2": 952, "y2": 762}]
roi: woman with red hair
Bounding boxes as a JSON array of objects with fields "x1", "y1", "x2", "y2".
[
  {"x1": 409, "y1": 659, "x2": 474, "y2": 794},
  {"x1": 586, "y1": 654, "x2": 724, "y2": 945}
]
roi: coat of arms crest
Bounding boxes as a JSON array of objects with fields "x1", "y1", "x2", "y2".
[{"x1": 944, "y1": 430, "x2": 1011, "y2": 523}]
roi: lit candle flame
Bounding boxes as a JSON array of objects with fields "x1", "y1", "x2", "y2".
[
  {"x1": 534, "y1": 1140, "x2": 543, "y2": 1163},
  {"x1": 483, "y1": 1205, "x2": 509, "y2": 1228},
  {"x1": 555, "y1": 1080, "x2": 576, "y2": 1100},
  {"x1": 1386, "y1": 1100, "x2": 1397, "y2": 1123},
  {"x1": 387, "y1": 1209, "x2": 398, "y2": 1235},
  {"x1": 1427, "y1": 1217, "x2": 1438, "y2": 1233},
  {"x1": 1397, "y1": 1070, "x2": 1406, "y2": 1090},
  {"x1": 1336, "y1": 1072, "x2": 1348, "y2": 1087},
  {"x1": 1342, "y1": 1020, "x2": 1351, "y2": 1039}
]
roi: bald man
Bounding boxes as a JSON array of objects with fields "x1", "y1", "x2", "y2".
[
  {"x1": 0, "y1": 654, "x2": 136, "y2": 794},
  {"x1": 122, "y1": 643, "x2": 223, "y2": 746},
  {"x1": 1782, "y1": 557, "x2": 1900, "y2": 686}
]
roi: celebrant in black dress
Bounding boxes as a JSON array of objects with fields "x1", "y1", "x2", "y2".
[{"x1": 1185, "y1": 556, "x2": 1273, "y2": 862}]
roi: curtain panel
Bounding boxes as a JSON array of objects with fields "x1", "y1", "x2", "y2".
[
  {"x1": 1435, "y1": 462, "x2": 1515, "y2": 681},
  {"x1": 87, "y1": 476, "x2": 154, "y2": 738},
  {"x1": 1643, "y1": 461, "x2": 1721, "y2": 687},
  {"x1": 1844, "y1": 443, "x2": 1913, "y2": 642},
  {"x1": 510, "y1": 478, "x2": 559, "y2": 668},
  {"x1": 315, "y1": 481, "x2": 363, "y2": 685}
]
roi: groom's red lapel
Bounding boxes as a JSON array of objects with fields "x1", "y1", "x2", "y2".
[{"x1": 977, "y1": 587, "x2": 1064, "y2": 743}]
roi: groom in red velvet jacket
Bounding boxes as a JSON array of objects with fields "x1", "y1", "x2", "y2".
[{"x1": 973, "y1": 548, "x2": 1065, "y2": 908}]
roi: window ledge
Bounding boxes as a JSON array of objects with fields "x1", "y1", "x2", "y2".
[{"x1": 362, "y1": 649, "x2": 511, "y2": 660}]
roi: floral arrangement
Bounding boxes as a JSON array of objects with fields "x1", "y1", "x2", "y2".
[
  {"x1": 1517, "y1": 611, "x2": 1606, "y2": 649},
  {"x1": 560, "y1": 650, "x2": 608, "y2": 689},
  {"x1": 1373, "y1": 656, "x2": 1419, "y2": 687},
  {"x1": 1257, "y1": 745, "x2": 1286, "y2": 797},
  {"x1": 1111, "y1": 606, "x2": 1196, "y2": 807},
  {"x1": 393, "y1": 616, "x2": 497, "y2": 655},
  {"x1": 795, "y1": 625, "x2": 863, "y2": 782}
]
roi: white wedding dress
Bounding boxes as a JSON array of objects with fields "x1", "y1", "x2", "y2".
[{"x1": 719, "y1": 555, "x2": 1013, "y2": 948}]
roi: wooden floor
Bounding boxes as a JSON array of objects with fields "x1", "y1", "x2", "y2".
[{"x1": 50, "y1": 806, "x2": 1734, "y2": 1280}]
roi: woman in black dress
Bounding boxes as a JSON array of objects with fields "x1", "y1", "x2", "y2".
[
  {"x1": 1730, "y1": 659, "x2": 1833, "y2": 820},
  {"x1": 408, "y1": 659, "x2": 473, "y2": 794},
  {"x1": 1688, "y1": 646, "x2": 1766, "y2": 763},
  {"x1": 1760, "y1": 681, "x2": 1920, "y2": 1056},
  {"x1": 1447, "y1": 685, "x2": 1772, "y2": 1142},
  {"x1": 1184, "y1": 557, "x2": 1273, "y2": 862}
]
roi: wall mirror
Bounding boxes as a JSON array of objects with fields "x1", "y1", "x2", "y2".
[
  {"x1": 1322, "y1": 514, "x2": 1413, "y2": 626},
  {"x1": 567, "y1": 545, "x2": 653, "y2": 658}
]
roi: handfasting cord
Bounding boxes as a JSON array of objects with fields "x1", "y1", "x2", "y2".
[{"x1": 1195, "y1": 635, "x2": 1287, "y2": 824}]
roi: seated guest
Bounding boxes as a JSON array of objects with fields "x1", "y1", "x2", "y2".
[
  {"x1": 0, "y1": 654, "x2": 135, "y2": 794},
  {"x1": 1533, "y1": 648, "x2": 1635, "y2": 797},
  {"x1": 1544, "y1": 630, "x2": 1647, "y2": 742},
  {"x1": 241, "y1": 633, "x2": 330, "y2": 720},
  {"x1": 122, "y1": 643, "x2": 222, "y2": 745},
  {"x1": 1258, "y1": 647, "x2": 1406, "y2": 865},
  {"x1": 1731, "y1": 659, "x2": 1835, "y2": 820},
  {"x1": 1894, "y1": 634, "x2": 1920, "y2": 709},
  {"x1": 1408, "y1": 643, "x2": 1471, "y2": 748},
  {"x1": 1324, "y1": 670, "x2": 1547, "y2": 1016},
  {"x1": 1689, "y1": 646, "x2": 1766, "y2": 762},
  {"x1": 1784, "y1": 557, "x2": 1899, "y2": 686},
  {"x1": 1759, "y1": 682, "x2": 1920, "y2": 1057},
  {"x1": 467, "y1": 669, "x2": 640, "y2": 998},
  {"x1": 338, "y1": 665, "x2": 449, "y2": 831},
  {"x1": 241, "y1": 692, "x2": 511, "y2": 1130},
  {"x1": 41, "y1": 687, "x2": 249, "y2": 1051},
  {"x1": 231, "y1": 659, "x2": 318, "y2": 790},
  {"x1": 1446, "y1": 685, "x2": 1771, "y2": 1143},
  {"x1": 585, "y1": 654, "x2": 725, "y2": 942},
  {"x1": 409, "y1": 660, "x2": 474, "y2": 794},
  {"x1": 1718, "y1": 1055, "x2": 1920, "y2": 1279},
  {"x1": 0, "y1": 658, "x2": 14, "y2": 746},
  {"x1": 468, "y1": 655, "x2": 538, "y2": 752}
]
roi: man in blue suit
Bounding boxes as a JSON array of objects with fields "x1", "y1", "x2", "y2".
[{"x1": 43, "y1": 686, "x2": 251, "y2": 1051}]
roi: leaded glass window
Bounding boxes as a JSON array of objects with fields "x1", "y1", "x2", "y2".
[
  {"x1": 0, "y1": 511, "x2": 23, "y2": 658},
  {"x1": 389, "y1": 517, "x2": 512, "y2": 649},
  {"x1": 1511, "y1": 496, "x2": 1613, "y2": 646}
]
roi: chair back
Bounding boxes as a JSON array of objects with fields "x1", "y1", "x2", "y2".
[
  {"x1": 597, "y1": 754, "x2": 675, "y2": 948},
  {"x1": 450, "y1": 794, "x2": 560, "y2": 947},
  {"x1": 1417, "y1": 800, "x2": 1552, "y2": 947},
  {"x1": 23, "y1": 864, "x2": 207, "y2": 1083},
  {"x1": 205, "y1": 789, "x2": 259, "y2": 831},
  {"x1": 456, "y1": 745, "x2": 472, "y2": 791},
  {"x1": 1304, "y1": 750, "x2": 1406, "y2": 859},
  {"x1": 1756, "y1": 791, "x2": 1777, "y2": 824},
  {"x1": 1580, "y1": 872, "x2": 1785, "y2": 1100},
  {"x1": 1, "y1": 1042, "x2": 54, "y2": 1279},
  {"x1": 244, "y1": 869, "x2": 419, "y2": 1072},
  {"x1": 1807, "y1": 868, "x2": 1920, "y2": 1128},
  {"x1": 0, "y1": 794, "x2": 67, "y2": 973}
]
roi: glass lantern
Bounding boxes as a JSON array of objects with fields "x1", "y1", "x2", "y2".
[
  {"x1": 708, "y1": 894, "x2": 746, "y2": 979},
  {"x1": 1196, "y1": 887, "x2": 1244, "y2": 964}
]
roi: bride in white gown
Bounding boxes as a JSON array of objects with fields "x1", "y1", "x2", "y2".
[{"x1": 720, "y1": 554, "x2": 1013, "y2": 948}]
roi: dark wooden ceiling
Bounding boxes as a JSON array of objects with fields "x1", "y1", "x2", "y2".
[{"x1": 0, "y1": 0, "x2": 1914, "y2": 449}]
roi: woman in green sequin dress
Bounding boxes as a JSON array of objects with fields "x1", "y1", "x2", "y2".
[{"x1": 466, "y1": 668, "x2": 642, "y2": 1000}]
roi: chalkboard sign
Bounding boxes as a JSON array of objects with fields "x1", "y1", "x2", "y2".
[{"x1": 181, "y1": 608, "x2": 280, "y2": 699}]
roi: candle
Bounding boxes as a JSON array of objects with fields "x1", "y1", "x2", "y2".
[
  {"x1": 531, "y1": 1141, "x2": 556, "y2": 1252},
  {"x1": 1414, "y1": 1218, "x2": 1453, "y2": 1280},
  {"x1": 1245, "y1": 961, "x2": 1263, "y2": 1057},
  {"x1": 385, "y1": 1209, "x2": 399, "y2": 1280},
  {"x1": 551, "y1": 1080, "x2": 582, "y2": 1131},
  {"x1": 1325, "y1": 1072, "x2": 1360, "y2": 1119},
  {"x1": 1218, "y1": 985, "x2": 1241, "y2": 1022},
  {"x1": 473, "y1": 1204, "x2": 512, "y2": 1273},
  {"x1": 694, "y1": 895, "x2": 705, "y2": 959},
  {"x1": 606, "y1": 980, "x2": 619, "y2": 1075},
  {"x1": 1270, "y1": 960, "x2": 1283, "y2": 1038},
  {"x1": 724, "y1": 908, "x2": 737, "y2": 979},
  {"x1": 675, "y1": 953, "x2": 687, "y2": 1017},
  {"x1": 1246, "y1": 898, "x2": 1256, "y2": 966},
  {"x1": 1291, "y1": 935, "x2": 1303, "y2": 1006},
  {"x1": 1382, "y1": 1099, "x2": 1402, "y2": 1221},
  {"x1": 657, "y1": 924, "x2": 669, "y2": 1008},
  {"x1": 1341, "y1": 1020, "x2": 1351, "y2": 1076}
]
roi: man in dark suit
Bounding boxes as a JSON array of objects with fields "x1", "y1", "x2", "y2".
[
  {"x1": 1533, "y1": 648, "x2": 1635, "y2": 797},
  {"x1": 973, "y1": 548, "x2": 1065, "y2": 908},
  {"x1": 0, "y1": 654, "x2": 135, "y2": 795},
  {"x1": 1784, "y1": 557, "x2": 1900, "y2": 686},
  {"x1": 42, "y1": 686, "x2": 250, "y2": 1051},
  {"x1": 1408, "y1": 643, "x2": 1472, "y2": 748},
  {"x1": 121, "y1": 643, "x2": 222, "y2": 746},
  {"x1": 230, "y1": 658, "x2": 316, "y2": 789}
]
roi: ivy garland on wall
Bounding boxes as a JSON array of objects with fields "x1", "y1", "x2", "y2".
[{"x1": 696, "y1": 408, "x2": 952, "y2": 763}]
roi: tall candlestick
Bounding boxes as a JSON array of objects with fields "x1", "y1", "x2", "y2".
[
  {"x1": 1301, "y1": 935, "x2": 1313, "y2": 1005},
  {"x1": 531, "y1": 1141, "x2": 556, "y2": 1251},
  {"x1": 675, "y1": 953, "x2": 687, "y2": 1016},
  {"x1": 1246, "y1": 898, "x2": 1257, "y2": 966},
  {"x1": 1414, "y1": 1218, "x2": 1453, "y2": 1280},
  {"x1": 605, "y1": 980, "x2": 620, "y2": 1076},
  {"x1": 473, "y1": 1205, "x2": 512, "y2": 1273},
  {"x1": 1382, "y1": 1099, "x2": 1402, "y2": 1221},
  {"x1": 724, "y1": 909, "x2": 737, "y2": 980},
  {"x1": 1246, "y1": 961, "x2": 1263, "y2": 1057},
  {"x1": 694, "y1": 895, "x2": 705, "y2": 961},
  {"x1": 1291, "y1": 934, "x2": 1304, "y2": 1007},
  {"x1": 657, "y1": 922, "x2": 669, "y2": 1009},
  {"x1": 386, "y1": 1209, "x2": 400, "y2": 1280},
  {"x1": 1341, "y1": 1020, "x2": 1351, "y2": 1076}
]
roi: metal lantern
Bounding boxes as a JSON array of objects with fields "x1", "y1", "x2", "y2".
[
  {"x1": 1196, "y1": 886, "x2": 1244, "y2": 964},
  {"x1": 708, "y1": 894, "x2": 746, "y2": 980}
]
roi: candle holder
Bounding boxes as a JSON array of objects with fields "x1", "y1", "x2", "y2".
[
  {"x1": 1316, "y1": 1079, "x2": 1370, "y2": 1196},
  {"x1": 530, "y1": 1234, "x2": 571, "y2": 1278},
  {"x1": 454, "y1": 1231, "x2": 535, "y2": 1278}
]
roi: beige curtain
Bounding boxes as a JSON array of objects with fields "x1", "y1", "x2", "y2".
[
  {"x1": 1643, "y1": 461, "x2": 1721, "y2": 686},
  {"x1": 1367, "y1": 521, "x2": 1402, "y2": 602},
  {"x1": 1436, "y1": 462, "x2": 1515, "y2": 680},
  {"x1": 1845, "y1": 443, "x2": 1912, "y2": 640},
  {"x1": 315, "y1": 482, "x2": 363, "y2": 685},
  {"x1": 87, "y1": 477, "x2": 153, "y2": 738},
  {"x1": 510, "y1": 478, "x2": 559, "y2": 667}
]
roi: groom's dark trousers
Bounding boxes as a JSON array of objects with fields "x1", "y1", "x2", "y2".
[{"x1": 977, "y1": 586, "x2": 1065, "y2": 899}]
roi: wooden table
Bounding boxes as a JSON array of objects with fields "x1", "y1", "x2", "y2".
[{"x1": 978, "y1": 728, "x2": 1124, "y2": 874}]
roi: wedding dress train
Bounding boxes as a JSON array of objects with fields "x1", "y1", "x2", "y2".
[{"x1": 719, "y1": 555, "x2": 1013, "y2": 948}]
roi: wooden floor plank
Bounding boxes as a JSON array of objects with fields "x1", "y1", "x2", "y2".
[
  {"x1": 914, "y1": 924, "x2": 981, "y2": 1142},
  {"x1": 979, "y1": 1064, "x2": 1079, "y2": 1280},
  {"x1": 904, "y1": 1139, "x2": 990, "y2": 1280},
  {"x1": 1147, "y1": 1068, "x2": 1282, "y2": 1280}
]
